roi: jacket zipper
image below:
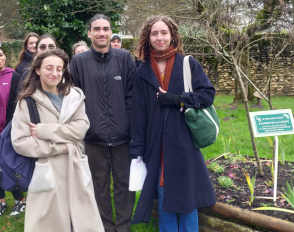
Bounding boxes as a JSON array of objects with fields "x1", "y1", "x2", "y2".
[{"x1": 102, "y1": 53, "x2": 113, "y2": 146}]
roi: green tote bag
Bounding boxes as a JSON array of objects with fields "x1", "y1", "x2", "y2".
[{"x1": 183, "y1": 56, "x2": 220, "y2": 149}]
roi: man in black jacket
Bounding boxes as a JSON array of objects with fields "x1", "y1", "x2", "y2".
[{"x1": 70, "y1": 14, "x2": 135, "y2": 232}]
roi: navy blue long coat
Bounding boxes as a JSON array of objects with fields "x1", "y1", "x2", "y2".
[{"x1": 130, "y1": 54, "x2": 216, "y2": 224}]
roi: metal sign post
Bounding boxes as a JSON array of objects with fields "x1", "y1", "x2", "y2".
[{"x1": 249, "y1": 109, "x2": 294, "y2": 202}]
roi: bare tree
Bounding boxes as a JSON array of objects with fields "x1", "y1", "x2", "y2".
[
  {"x1": 180, "y1": 0, "x2": 294, "y2": 175},
  {"x1": 123, "y1": 0, "x2": 206, "y2": 37},
  {"x1": 0, "y1": 0, "x2": 19, "y2": 28}
]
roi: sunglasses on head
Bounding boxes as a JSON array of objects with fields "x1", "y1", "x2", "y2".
[{"x1": 38, "y1": 44, "x2": 56, "y2": 51}]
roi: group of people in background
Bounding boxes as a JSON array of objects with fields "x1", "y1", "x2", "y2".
[{"x1": 0, "y1": 13, "x2": 216, "y2": 232}]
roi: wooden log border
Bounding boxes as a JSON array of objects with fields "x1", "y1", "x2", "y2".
[{"x1": 198, "y1": 202, "x2": 294, "y2": 232}]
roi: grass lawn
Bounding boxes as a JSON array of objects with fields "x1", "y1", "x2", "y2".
[
  {"x1": 1, "y1": 95, "x2": 294, "y2": 231},
  {"x1": 203, "y1": 95, "x2": 294, "y2": 162}
]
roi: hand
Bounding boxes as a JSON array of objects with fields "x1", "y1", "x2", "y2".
[
  {"x1": 131, "y1": 155, "x2": 143, "y2": 163},
  {"x1": 62, "y1": 144, "x2": 68, "y2": 154},
  {"x1": 157, "y1": 87, "x2": 182, "y2": 107},
  {"x1": 30, "y1": 123, "x2": 39, "y2": 139},
  {"x1": 137, "y1": 156, "x2": 143, "y2": 163}
]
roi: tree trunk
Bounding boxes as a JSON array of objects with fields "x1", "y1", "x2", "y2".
[
  {"x1": 234, "y1": 50, "x2": 254, "y2": 103},
  {"x1": 232, "y1": 57, "x2": 264, "y2": 175}
]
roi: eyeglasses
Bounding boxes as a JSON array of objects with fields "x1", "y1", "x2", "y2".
[
  {"x1": 38, "y1": 44, "x2": 56, "y2": 51},
  {"x1": 43, "y1": 65, "x2": 65, "y2": 76}
]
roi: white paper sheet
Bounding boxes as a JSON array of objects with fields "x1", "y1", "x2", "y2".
[{"x1": 129, "y1": 159, "x2": 147, "y2": 191}]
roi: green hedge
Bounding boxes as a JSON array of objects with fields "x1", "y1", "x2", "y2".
[
  {"x1": 122, "y1": 38, "x2": 138, "y2": 55},
  {"x1": 1, "y1": 40, "x2": 23, "y2": 69}
]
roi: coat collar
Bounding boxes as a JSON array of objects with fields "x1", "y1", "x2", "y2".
[
  {"x1": 31, "y1": 87, "x2": 85, "y2": 124},
  {"x1": 138, "y1": 59, "x2": 160, "y2": 91},
  {"x1": 24, "y1": 51, "x2": 34, "y2": 62},
  {"x1": 91, "y1": 45, "x2": 112, "y2": 62},
  {"x1": 31, "y1": 89, "x2": 60, "y2": 118}
]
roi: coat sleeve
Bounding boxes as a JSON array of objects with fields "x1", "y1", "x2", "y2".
[
  {"x1": 125, "y1": 53, "x2": 136, "y2": 116},
  {"x1": 70, "y1": 58, "x2": 81, "y2": 88},
  {"x1": 36, "y1": 103, "x2": 90, "y2": 144},
  {"x1": 11, "y1": 100, "x2": 64, "y2": 158},
  {"x1": 182, "y1": 57, "x2": 215, "y2": 109},
  {"x1": 130, "y1": 73, "x2": 147, "y2": 157}
]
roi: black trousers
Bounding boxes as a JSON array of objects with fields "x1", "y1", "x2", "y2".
[
  {"x1": 85, "y1": 142, "x2": 135, "y2": 232},
  {"x1": 0, "y1": 187, "x2": 23, "y2": 200}
]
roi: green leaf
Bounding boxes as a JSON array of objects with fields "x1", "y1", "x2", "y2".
[{"x1": 253, "y1": 207, "x2": 294, "y2": 214}]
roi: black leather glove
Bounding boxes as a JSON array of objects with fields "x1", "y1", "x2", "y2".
[{"x1": 158, "y1": 92, "x2": 182, "y2": 107}]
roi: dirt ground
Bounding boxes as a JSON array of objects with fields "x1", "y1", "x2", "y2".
[{"x1": 208, "y1": 154, "x2": 294, "y2": 222}]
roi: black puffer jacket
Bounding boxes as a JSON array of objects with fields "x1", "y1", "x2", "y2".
[
  {"x1": 70, "y1": 46, "x2": 135, "y2": 146},
  {"x1": 15, "y1": 51, "x2": 34, "y2": 75}
]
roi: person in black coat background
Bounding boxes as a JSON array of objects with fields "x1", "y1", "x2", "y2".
[
  {"x1": 0, "y1": 47, "x2": 25, "y2": 217},
  {"x1": 130, "y1": 16, "x2": 216, "y2": 231},
  {"x1": 15, "y1": 32, "x2": 40, "y2": 75}
]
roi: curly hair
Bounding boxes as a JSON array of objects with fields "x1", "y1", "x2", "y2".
[
  {"x1": 136, "y1": 15, "x2": 184, "y2": 61},
  {"x1": 17, "y1": 48, "x2": 71, "y2": 105}
]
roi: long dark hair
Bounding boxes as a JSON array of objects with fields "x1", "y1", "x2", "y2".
[
  {"x1": 17, "y1": 49, "x2": 71, "y2": 105},
  {"x1": 15, "y1": 32, "x2": 40, "y2": 70},
  {"x1": 136, "y1": 15, "x2": 183, "y2": 61}
]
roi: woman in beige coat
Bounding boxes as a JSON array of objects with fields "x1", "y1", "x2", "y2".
[{"x1": 11, "y1": 49, "x2": 104, "y2": 232}]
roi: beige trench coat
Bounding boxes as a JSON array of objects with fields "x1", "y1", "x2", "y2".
[{"x1": 11, "y1": 87, "x2": 104, "y2": 232}]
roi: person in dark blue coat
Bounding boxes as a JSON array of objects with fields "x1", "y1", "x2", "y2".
[{"x1": 130, "y1": 15, "x2": 216, "y2": 231}]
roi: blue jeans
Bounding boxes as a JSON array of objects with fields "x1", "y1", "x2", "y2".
[{"x1": 157, "y1": 168, "x2": 199, "y2": 232}]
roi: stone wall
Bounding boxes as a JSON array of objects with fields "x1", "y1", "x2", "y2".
[{"x1": 193, "y1": 46, "x2": 294, "y2": 96}]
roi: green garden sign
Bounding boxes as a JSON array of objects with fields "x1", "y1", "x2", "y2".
[
  {"x1": 250, "y1": 109, "x2": 294, "y2": 137},
  {"x1": 249, "y1": 109, "x2": 294, "y2": 203}
]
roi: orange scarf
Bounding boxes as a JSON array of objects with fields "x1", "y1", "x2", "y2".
[
  {"x1": 150, "y1": 45, "x2": 177, "y2": 187},
  {"x1": 150, "y1": 45, "x2": 177, "y2": 90}
]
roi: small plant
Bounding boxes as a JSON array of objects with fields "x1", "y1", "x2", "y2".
[
  {"x1": 235, "y1": 140, "x2": 241, "y2": 156},
  {"x1": 268, "y1": 161, "x2": 275, "y2": 183},
  {"x1": 279, "y1": 137, "x2": 286, "y2": 165},
  {"x1": 227, "y1": 198, "x2": 235, "y2": 203},
  {"x1": 260, "y1": 202, "x2": 273, "y2": 207},
  {"x1": 207, "y1": 162, "x2": 225, "y2": 174},
  {"x1": 217, "y1": 176, "x2": 234, "y2": 189},
  {"x1": 264, "y1": 180, "x2": 273, "y2": 187},
  {"x1": 229, "y1": 154, "x2": 245, "y2": 164},
  {"x1": 207, "y1": 162, "x2": 218, "y2": 170},
  {"x1": 282, "y1": 180, "x2": 294, "y2": 209},
  {"x1": 222, "y1": 136, "x2": 231, "y2": 159},
  {"x1": 234, "y1": 185, "x2": 246, "y2": 194},
  {"x1": 242, "y1": 168, "x2": 256, "y2": 206}
]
